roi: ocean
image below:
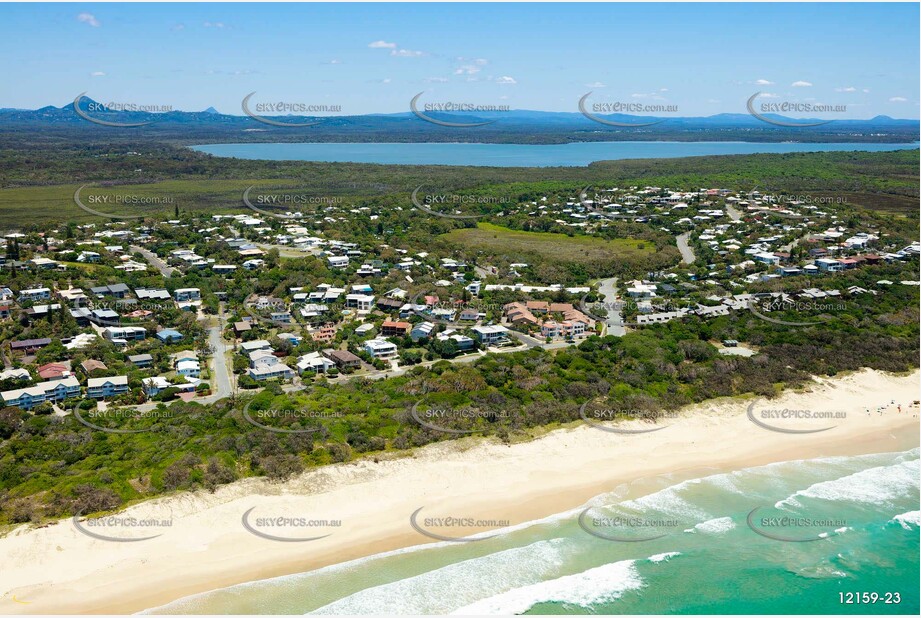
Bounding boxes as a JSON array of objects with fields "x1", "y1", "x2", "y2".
[
  {"x1": 145, "y1": 448, "x2": 920, "y2": 615},
  {"x1": 190, "y1": 142, "x2": 919, "y2": 167}
]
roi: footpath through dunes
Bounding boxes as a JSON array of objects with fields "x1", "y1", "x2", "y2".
[{"x1": 0, "y1": 369, "x2": 917, "y2": 614}]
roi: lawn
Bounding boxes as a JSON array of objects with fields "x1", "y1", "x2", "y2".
[{"x1": 439, "y1": 222, "x2": 655, "y2": 264}]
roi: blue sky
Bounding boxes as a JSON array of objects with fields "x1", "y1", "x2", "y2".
[{"x1": 1, "y1": 2, "x2": 918, "y2": 118}]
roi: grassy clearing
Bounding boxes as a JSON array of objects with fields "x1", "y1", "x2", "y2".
[{"x1": 440, "y1": 222, "x2": 654, "y2": 263}]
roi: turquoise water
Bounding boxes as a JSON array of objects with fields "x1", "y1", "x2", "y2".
[
  {"x1": 146, "y1": 449, "x2": 920, "y2": 615},
  {"x1": 190, "y1": 142, "x2": 919, "y2": 167}
]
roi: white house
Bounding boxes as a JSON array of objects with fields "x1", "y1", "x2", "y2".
[
  {"x1": 363, "y1": 338, "x2": 398, "y2": 359},
  {"x1": 176, "y1": 359, "x2": 201, "y2": 378},
  {"x1": 296, "y1": 352, "x2": 336, "y2": 374},
  {"x1": 472, "y1": 324, "x2": 509, "y2": 345}
]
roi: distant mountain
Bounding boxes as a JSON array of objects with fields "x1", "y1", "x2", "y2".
[{"x1": 0, "y1": 100, "x2": 917, "y2": 144}]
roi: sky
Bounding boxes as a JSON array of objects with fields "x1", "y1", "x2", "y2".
[{"x1": 0, "y1": 2, "x2": 918, "y2": 118}]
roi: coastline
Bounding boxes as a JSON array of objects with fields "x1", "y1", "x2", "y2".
[{"x1": 1, "y1": 368, "x2": 918, "y2": 615}]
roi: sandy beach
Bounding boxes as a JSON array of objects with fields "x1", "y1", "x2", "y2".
[{"x1": 1, "y1": 368, "x2": 918, "y2": 615}]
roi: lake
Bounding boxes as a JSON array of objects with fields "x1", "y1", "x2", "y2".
[{"x1": 191, "y1": 141, "x2": 918, "y2": 167}]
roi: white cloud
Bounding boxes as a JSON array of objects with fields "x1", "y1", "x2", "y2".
[
  {"x1": 791, "y1": 80, "x2": 812, "y2": 87},
  {"x1": 760, "y1": 92, "x2": 779, "y2": 99},
  {"x1": 494, "y1": 76, "x2": 517, "y2": 85},
  {"x1": 586, "y1": 81, "x2": 606, "y2": 88},
  {"x1": 454, "y1": 64, "x2": 481, "y2": 75},
  {"x1": 203, "y1": 21, "x2": 225, "y2": 29},
  {"x1": 90, "y1": 71, "x2": 106, "y2": 77},
  {"x1": 835, "y1": 86, "x2": 856, "y2": 92},
  {"x1": 391, "y1": 49, "x2": 424, "y2": 57},
  {"x1": 326, "y1": 59, "x2": 342, "y2": 65},
  {"x1": 889, "y1": 96, "x2": 908, "y2": 102},
  {"x1": 474, "y1": 58, "x2": 488, "y2": 66},
  {"x1": 708, "y1": 99, "x2": 721, "y2": 104},
  {"x1": 77, "y1": 13, "x2": 100, "y2": 27},
  {"x1": 754, "y1": 79, "x2": 774, "y2": 85},
  {"x1": 171, "y1": 23, "x2": 185, "y2": 31},
  {"x1": 862, "y1": 88, "x2": 870, "y2": 93},
  {"x1": 659, "y1": 88, "x2": 668, "y2": 92},
  {"x1": 368, "y1": 40, "x2": 397, "y2": 49},
  {"x1": 425, "y1": 77, "x2": 449, "y2": 83}
]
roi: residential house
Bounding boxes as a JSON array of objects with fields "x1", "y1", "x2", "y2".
[
  {"x1": 363, "y1": 338, "x2": 398, "y2": 359},
  {"x1": 410, "y1": 321, "x2": 435, "y2": 341},
  {"x1": 381, "y1": 320, "x2": 411, "y2": 337},
  {"x1": 472, "y1": 324, "x2": 510, "y2": 346},
  {"x1": 10, "y1": 338, "x2": 51, "y2": 354},
  {"x1": 81, "y1": 359, "x2": 108, "y2": 375},
  {"x1": 128, "y1": 353, "x2": 154, "y2": 368},
  {"x1": 176, "y1": 359, "x2": 201, "y2": 378},
  {"x1": 322, "y1": 349, "x2": 361, "y2": 369},
  {"x1": 86, "y1": 376, "x2": 129, "y2": 399},
  {"x1": 18, "y1": 287, "x2": 51, "y2": 302},
  {"x1": 296, "y1": 352, "x2": 336, "y2": 375},
  {"x1": 1, "y1": 377, "x2": 81, "y2": 410},
  {"x1": 156, "y1": 329, "x2": 183, "y2": 343},
  {"x1": 102, "y1": 326, "x2": 146, "y2": 342},
  {"x1": 37, "y1": 362, "x2": 71, "y2": 381}
]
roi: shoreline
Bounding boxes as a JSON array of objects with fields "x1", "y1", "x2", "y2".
[{"x1": 1, "y1": 368, "x2": 918, "y2": 615}]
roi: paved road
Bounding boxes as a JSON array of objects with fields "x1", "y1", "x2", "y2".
[
  {"x1": 131, "y1": 245, "x2": 175, "y2": 278},
  {"x1": 594, "y1": 277, "x2": 626, "y2": 336},
  {"x1": 206, "y1": 308, "x2": 234, "y2": 401},
  {"x1": 676, "y1": 232, "x2": 696, "y2": 265},
  {"x1": 726, "y1": 204, "x2": 743, "y2": 222}
]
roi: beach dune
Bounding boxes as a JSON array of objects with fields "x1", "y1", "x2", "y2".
[{"x1": 1, "y1": 368, "x2": 918, "y2": 615}]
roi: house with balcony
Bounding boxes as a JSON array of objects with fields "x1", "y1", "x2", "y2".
[
  {"x1": 176, "y1": 359, "x2": 200, "y2": 378},
  {"x1": 102, "y1": 326, "x2": 146, "y2": 342},
  {"x1": 86, "y1": 375, "x2": 129, "y2": 399},
  {"x1": 381, "y1": 320, "x2": 411, "y2": 337},
  {"x1": 363, "y1": 338, "x2": 398, "y2": 360},
  {"x1": 18, "y1": 287, "x2": 51, "y2": 302},
  {"x1": 173, "y1": 288, "x2": 201, "y2": 302},
  {"x1": 1, "y1": 376, "x2": 81, "y2": 410},
  {"x1": 472, "y1": 324, "x2": 510, "y2": 346},
  {"x1": 296, "y1": 352, "x2": 336, "y2": 375},
  {"x1": 345, "y1": 293, "x2": 375, "y2": 312}
]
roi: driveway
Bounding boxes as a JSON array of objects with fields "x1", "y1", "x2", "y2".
[
  {"x1": 594, "y1": 277, "x2": 626, "y2": 336},
  {"x1": 131, "y1": 245, "x2": 175, "y2": 278},
  {"x1": 676, "y1": 232, "x2": 696, "y2": 265}
]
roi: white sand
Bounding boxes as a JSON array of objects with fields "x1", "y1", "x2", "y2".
[{"x1": 1, "y1": 368, "x2": 918, "y2": 614}]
